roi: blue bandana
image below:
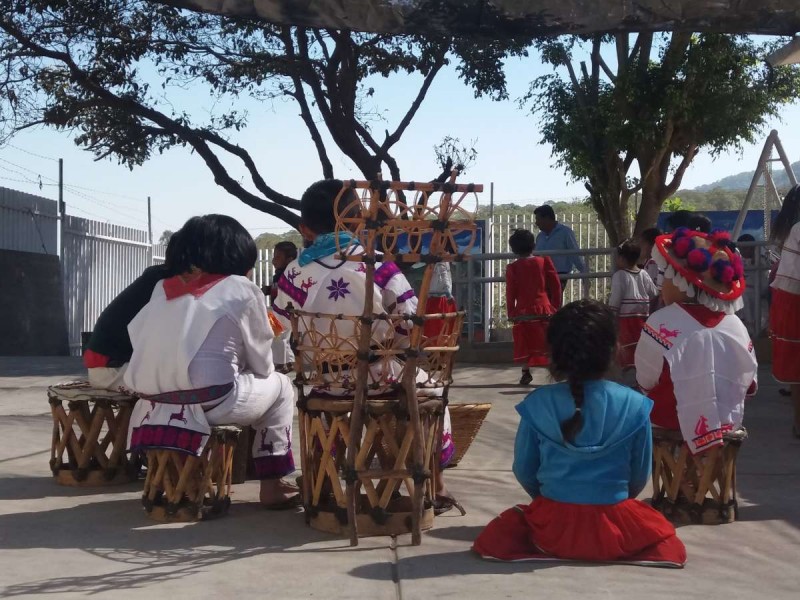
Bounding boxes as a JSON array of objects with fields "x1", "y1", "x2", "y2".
[{"x1": 298, "y1": 231, "x2": 357, "y2": 266}]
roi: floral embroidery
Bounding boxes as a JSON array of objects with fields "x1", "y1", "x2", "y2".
[{"x1": 327, "y1": 277, "x2": 351, "y2": 301}]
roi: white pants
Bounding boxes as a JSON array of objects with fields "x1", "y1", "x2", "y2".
[
  {"x1": 271, "y1": 331, "x2": 294, "y2": 367},
  {"x1": 204, "y1": 371, "x2": 296, "y2": 479}
]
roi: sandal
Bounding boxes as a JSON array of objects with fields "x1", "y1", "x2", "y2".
[
  {"x1": 793, "y1": 425, "x2": 800, "y2": 440},
  {"x1": 433, "y1": 494, "x2": 466, "y2": 517}
]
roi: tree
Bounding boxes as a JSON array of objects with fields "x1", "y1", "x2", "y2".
[
  {"x1": 525, "y1": 33, "x2": 800, "y2": 244},
  {"x1": 157, "y1": 230, "x2": 174, "y2": 245},
  {"x1": 0, "y1": 0, "x2": 527, "y2": 228}
]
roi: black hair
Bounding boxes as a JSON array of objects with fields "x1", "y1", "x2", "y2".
[
  {"x1": 547, "y1": 300, "x2": 617, "y2": 444},
  {"x1": 666, "y1": 210, "x2": 710, "y2": 233},
  {"x1": 640, "y1": 227, "x2": 662, "y2": 246},
  {"x1": 171, "y1": 214, "x2": 257, "y2": 276},
  {"x1": 688, "y1": 213, "x2": 712, "y2": 233},
  {"x1": 771, "y1": 184, "x2": 800, "y2": 245},
  {"x1": 616, "y1": 239, "x2": 641, "y2": 267},
  {"x1": 300, "y1": 179, "x2": 359, "y2": 235},
  {"x1": 737, "y1": 234, "x2": 755, "y2": 243},
  {"x1": 162, "y1": 229, "x2": 182, "y2": 275},
  {"x1": 508, "y1": 229, "x2": 535, "y2": 256},
  {"x1": 533, "y1": 204, "x2": 556, "y2": 221},
  {"x1": 273, "y1": 240, "x2": 298, "y2": 261}
]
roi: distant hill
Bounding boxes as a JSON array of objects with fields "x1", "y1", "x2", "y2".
[{"x1": 695, "y1": 161, "x2": 800, "y2": 192}]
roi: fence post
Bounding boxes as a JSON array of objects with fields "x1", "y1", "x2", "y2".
[
  {"x1": 146, "y1": 196, "x2": 153, "y2": 266},
  {"x1": 467, "y1": 254, "x2": 474, "y2": 344}
]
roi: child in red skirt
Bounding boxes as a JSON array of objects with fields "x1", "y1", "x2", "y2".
[
  {"x1": 474, "y1": 300, "x2": 686, "y2": 567},
  {"x1": 506, "y1": 229, "x2": 562, "y2": 385},
  {"x1": 424, "y1": 261, "x2": 457, "y2": 341},
  {"x1": 609, "y1": 239, "x2": 658, "y2": 370},
  {"x1": 769, "y1": 184, "x2": 800, "y2": 437}
]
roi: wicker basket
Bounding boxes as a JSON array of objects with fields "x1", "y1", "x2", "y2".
[{"x1": 448, "y1": 402, "x2": 492, "y2": 467}]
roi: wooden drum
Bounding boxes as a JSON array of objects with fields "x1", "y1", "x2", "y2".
[
  {"x1": 141, "y1": 425, "x2": 241, "y2": 522},
  {"x1": 651, "y1": 427, "x2": 747, "y2": 525},
  {"x1": 48, "y1": 381, "x2": 139, "y2": 486}
]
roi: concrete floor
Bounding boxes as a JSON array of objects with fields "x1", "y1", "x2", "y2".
[{"x1": 0, "y1": 357, "x2": 798, "y2": 599}]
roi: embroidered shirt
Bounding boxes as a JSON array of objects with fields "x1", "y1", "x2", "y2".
[{"x1": 608, "y1": 268, "x2": 658, "y2": 318}]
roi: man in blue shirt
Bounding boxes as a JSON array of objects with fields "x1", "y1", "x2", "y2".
[{"x1": 533, "y1": 205, "x2": 588, "y2": 297}]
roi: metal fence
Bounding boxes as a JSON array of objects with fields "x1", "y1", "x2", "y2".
[
  {"x1": 484, "y1": 212, "x2": 612, "y2": 334},
  {"x1": 0, "y1": 187, "x2": 58, "y2": 254},
  {"x1": 0, "y1": 186, "x2": 775, "y2": 353},
  {"x1": 462, "y1": 239, "x2": 775, "y2": 344}
]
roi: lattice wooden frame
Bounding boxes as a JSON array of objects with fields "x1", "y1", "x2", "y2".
[
  {"x1": 332, "y1": 178, "x2": 480, "y2": 264},
  {"x1": 291, "y1": 310, "x2": 464, "y2": 395},
  {"x1": 47, "y1": 381, "x2": 139, "y2": 486},
  {"x1": 292, "y1": 173, "x2": 479, "y2": 546},
  {"x1": 651, "y1": 427, "x2": 747, "y2": 525},
  {"x1": 141, "y1": 425, "x2": 240, "y2": 522}
]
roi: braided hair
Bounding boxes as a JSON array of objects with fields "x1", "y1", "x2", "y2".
[{"x1": 547, "y1": 300, "x2": 617, "y2": 443}]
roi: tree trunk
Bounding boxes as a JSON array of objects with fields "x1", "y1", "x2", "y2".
[{"x1": 633, "y1": 187, "x2": 664, "y2": 238}]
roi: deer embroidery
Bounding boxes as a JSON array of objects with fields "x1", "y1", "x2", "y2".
[
  {"x1": 658, "y1": 324, "x2": 680, "y2": 339},
  {"x1": 139, "y1": 401, "x2": 156, "y2": 426},
  {"x1": 300, "y1": 277, "x2": 316, "y2": 292},
  {"x1": 695, "y1": 415, "x2": 710, "y2": 436},
  {"x1": 286, "y1": 267, "x2": 301, "y2": 283},
  {"x1": 258, "y1": 428, "x2": 274, "y2": 454},
  {"x1": 168, "y1": 404, "x2": 188, "y2": 425}
]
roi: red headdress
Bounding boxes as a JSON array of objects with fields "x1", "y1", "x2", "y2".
[{"x1": 652, "y1": 228, "x2": 745, "y2": 314}]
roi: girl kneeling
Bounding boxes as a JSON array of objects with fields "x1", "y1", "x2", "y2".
[{"x1": 473, "y1": 300, "x2": 686, "y2": 567}]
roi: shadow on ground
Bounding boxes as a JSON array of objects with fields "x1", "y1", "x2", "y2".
[{"x1": 0, "y1": 497, "x2": 377, "y2": 596}]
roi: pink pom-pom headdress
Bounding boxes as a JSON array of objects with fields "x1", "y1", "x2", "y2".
[{"x1": 654, "y1": 228, "x2": 745, "y2": 308}]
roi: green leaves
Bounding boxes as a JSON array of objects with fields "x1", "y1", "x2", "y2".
[{"x1": 524, "y1": 32, "x2": 800, "y2": 242}]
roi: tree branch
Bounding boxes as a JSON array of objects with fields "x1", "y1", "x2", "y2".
[
  {"x1": 279, "y1": 27, "x2": 333, "y2": 178},
  {"x1": 381, "y1": 46, "x2": 446, "y2": 153},
  {"x1": 662, "y1": 145, "x2": 698, "y2": 199},
  {"x1": 0, "y1": 18, "x2": 301, "y2": 225}
]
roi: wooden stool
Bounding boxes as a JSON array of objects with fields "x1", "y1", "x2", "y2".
[
  {"x1": 651, "y1": 427, "x2": 747, "y2": 525},
  {"x1": 48, "y1": 381, "x2": 139, "y2": 486},
  {"x1": 299, "y1": 398, "x2": 439, "y2": 537},
  {"x1": 141, "y1": 425, "x2": 241, "y2": 522}
]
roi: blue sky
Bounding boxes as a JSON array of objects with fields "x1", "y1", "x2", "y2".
[{"x1": 1, "y1": 46, "x2": 798, "y2": 240}]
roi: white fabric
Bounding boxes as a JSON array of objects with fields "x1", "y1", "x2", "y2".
[
  {"x1": 644, "y1": 258, "x2": 660, "y2": 290},
  {"x1": 124, "y1": 275, "x2": 294, "y2": 460},
  {"x1": 87, "y1": 365, "x2": 129, "y2": 393},
  {"x1": 634, "y1": 304, "x2": 757, "y2": 454},
  {"x1": 772, "y1": 222, "x2": 800, "y2": 295},
  {"x1": 608, "y1": 268, "x2": 657, "y2": 317},
  {"x1": 271, "y1": 330, "x2": 294, "y2": 366},
  {"x1": 429, "y1": 262, "x2": 453, "y2": 297},
  {"x1": 272, "y1": 248, "x2": 419, "y2": 395},
  {"x1": 124, "y1": 275, "x2": 274, "y2": 394},
  {"x1": 204, "y1": 371, "x2": 294, "y2": 465}
]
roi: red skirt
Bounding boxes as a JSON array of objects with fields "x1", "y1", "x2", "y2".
[
  {"x1": 424, "y1": 296, "x2": 458, "y2": 339},
  {"x1": 512, "y1": 318, "x2": 550, "y2": 367},
  {"x1": 473, "y1": 497, "x2": 685, "y2": 567},
  {"x1": 617, "y1": 315, "x2": 647, "y2": 369},
  {"x1": 770, "y1": 287, "x2": 800, "y2": 383}
]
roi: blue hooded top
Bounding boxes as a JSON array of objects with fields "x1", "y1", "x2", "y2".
[{"x1": 513, "y1": 379, "x2": 653, "y2": 505}]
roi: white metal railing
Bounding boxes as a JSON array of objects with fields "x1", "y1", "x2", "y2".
[
  {"x1": 460, "y1": 240, "x2": 776, "y2": 344},
  {"x1": 485, "y1": 212, "x2": 613, "y2": 338}
]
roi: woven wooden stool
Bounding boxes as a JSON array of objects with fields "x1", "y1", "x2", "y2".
[
  {"x1": 141, "y1": 425, "x2": 241, "y2": 522},
  {"x1": 299, "y1": 398, "x2": 441, "y2": 537},
  {"x1": 651, "y1": 427, "x2": 747, "y2": 525},
  {"x1": 48, "y1": 381, "x2": 139, "y2": 486}
]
